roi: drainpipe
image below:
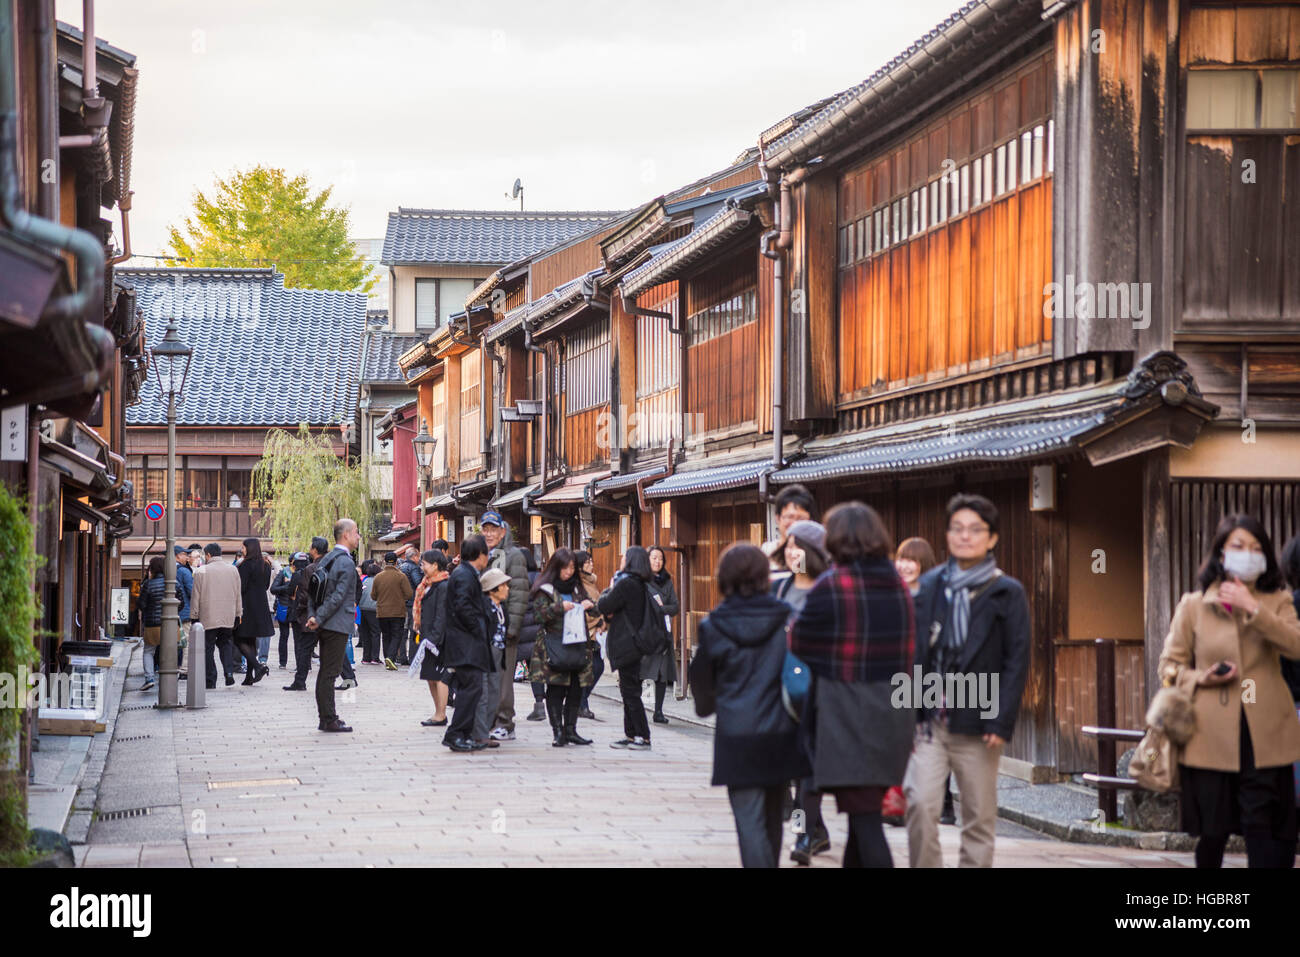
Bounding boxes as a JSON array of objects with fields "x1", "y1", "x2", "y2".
[
  {"x1": 523, "y1": 324, "x2": 550, "y2": 492},
  {"x1": 490, "y1": 340, "x2": 505, "y2": 500},
  {"x1": 107, "y1": 190, "x2": 133, "y2": 265},
  {"x1": 35, "y1": 0, "x2": 57, "y2": 218},
  {"x1": 0, "y1": 7, "x2": 108, "y2": 337}
]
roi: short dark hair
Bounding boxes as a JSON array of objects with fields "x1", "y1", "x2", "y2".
[
  {"x1": 148, "y1": 556, "x2": 164, "y2": 577},
  {"x1": 384, "y1": 550, "x2": 398, "y2": 564},
  {"x1": 460, "y1": 534, "x2": 488, "y2": 563},
  {"x1": 1282, "y1": 535, "x2": 1300, "y2": 592},
  {"x1": 946, "y1": 493, "x2": 999, "y2": 535},
  {"x1": 622, "y1": 545, "x2": 652, "y2": 582},
  {"x1": 775, "y1": 484, "x2": 817, "y2": 520},
  {"x1": 824, "y1": 501, "x2": 892, "y2": 563},
  {"x1": 717, "y1": 543, "x2": 770, "y2": 598},
  {"x1": 422, "y1": 549, "x2": 450, "y2": 572},
  {"x1": 779, "y1": 532, "x2": 829, "y2": 578},
  {"x1": 204, "y1": 543, "x2": 222, "y2": 557},
  {"x1": 310, "y1": 536, "x2": 329, "y2": 556},
  {"x1": 896, "y1": 536, "x2": 938, "y2": 574},
  {"x1": 431, "y1": 539, "x2": 449, "y2": 552},
  {"x1": 1197, "y1": 514, "x2": 1284, "y2": 593},
  {"x1": 187, "y1": 543, "x2": 201, "y2": 552}
]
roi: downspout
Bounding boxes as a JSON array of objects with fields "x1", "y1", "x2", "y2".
[
  {"x1": 490, "y1": 339, "x2": 505, "y2": 500},
  {"x1": 523, "y1": 324, "x2": 552, "y2": 495},
  {"x1": 107, "y1": 190, "x2": 133, "y2": 265},
  {"x1": 35, "y1": 0, "x2": 57, "y2": 218},
  {"x1": 0, "y1": 4, "x2": 109, "y2": 353}
]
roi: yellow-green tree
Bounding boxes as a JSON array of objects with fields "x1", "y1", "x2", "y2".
[
  {"x1": 167, "y1": 166, "x2": 375, "y2": 292},
  {"x1": 252, "y1": 426, "x2": 372, "y2": 556}
]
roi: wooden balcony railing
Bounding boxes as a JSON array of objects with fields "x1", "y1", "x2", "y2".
[{"x1": 131, "y1": 507, "x2": 268, "y2": 541}]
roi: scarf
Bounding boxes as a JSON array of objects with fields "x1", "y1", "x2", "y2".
[
  {"x1": 413, "y1": 570, "x2": 447, "y2": 625},
  {"x1": 939, "y1": 556, "x2": 999, "y2": 670}
]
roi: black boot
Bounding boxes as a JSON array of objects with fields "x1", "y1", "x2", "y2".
[
  {"x1": 551, "y1": 717, "x2": 566, "y2": 747},
  {"x1": 564, "y1": 725, "x2": 592, "y2": 746}
]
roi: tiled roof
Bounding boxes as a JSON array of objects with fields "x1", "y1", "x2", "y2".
[
  {"x1": 361, "y1": 331, "x2": 426, "y2": 384},
  {"x1": 761, "y1": 0, "x2": 1045, "y2": 171},
  {"x1": 121, "y1": 268, "x2": 365, "y2": 427},
  {"x1": 643, "y1": 458, "x2": 771, "y2": 499},
  {"x1": 381, "y1": 209, "x2": 623, "y2": 266}
]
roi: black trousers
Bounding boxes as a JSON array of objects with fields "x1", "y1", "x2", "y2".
[
  {"x1": 727, "y1": 786, "x2": 786, "y2": 868},
  {"x1": 379, "y1": 617, "x2": 405, "y2": 662},
  {"x1": 546, "y1": 678, "x2": 582, "y2": 731},
  {"x1": 446, "y1": 667, "x2": 483, "y2": 743},
  {"x1": 581, "y1": 655, "x2": 605, "y2": 708},
  {"x1": 358, "y1": 610, "x2": 380, "y2": 661},
  {"x1": 844, "y1": 813, "x2": 893, "y2": 868},
  {"x1": 204, "y1": 627, "x2": 234, "y2": 687},
  {"x1": 619, "y1": 671, "x2": 650, "y2": 740},
  {"x1": 277, "y1": 617, "x2": 292, "y2": 667},
  {"x1": 315, "y1": 629, "x2": 348, "y2": 723},
  {"x1": 794, "y1": 776, "x2": 827, "y2": 838},
  {"x1": 294, "y1": 623, "x2": 354, "y2": 687}
]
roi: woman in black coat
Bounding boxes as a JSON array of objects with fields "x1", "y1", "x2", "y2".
[
  {"x1": 234, "y1": 537, "x2": 272, "y2": 685},
  {"x1": 641, "y1": 545, "x2": 680, "y2": 725},
  {"x1": 530, "y1": 548, "x2": 595, "y2": 747},
  {"x1": 598, "y1": 546, "x2": 653, "y2": 750},
  {"x1": 694, "y1": 544, "x2": 810, "y2": 868},
  {"x1": 416, "y1": 549, "x2": 451, "y2": 727}
]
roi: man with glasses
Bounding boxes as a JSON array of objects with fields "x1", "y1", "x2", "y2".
[{"x1": 902, "y1": 493, "x2": 1029, "y2": 867}]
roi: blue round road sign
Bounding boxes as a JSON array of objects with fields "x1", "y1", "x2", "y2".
[{"x1": 145, "y1": 501, "x2": 165, "y2": 522}]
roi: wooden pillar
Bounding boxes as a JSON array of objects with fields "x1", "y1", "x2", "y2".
[{"x1": 1141, "y1": 448, "x2": 1171, "y2": 703}]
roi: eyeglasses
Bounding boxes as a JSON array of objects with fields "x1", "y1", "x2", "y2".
[{"x1": 947, "y1": 523, "x2": 990, "y2": 537}]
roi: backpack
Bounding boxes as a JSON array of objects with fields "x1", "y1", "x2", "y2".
[
  {"x1": 633, "y1": 584, "x2": 669, "y2": 657},
  {"x1": 308, "y1": 551, "x2": 344, "y2": 608}
]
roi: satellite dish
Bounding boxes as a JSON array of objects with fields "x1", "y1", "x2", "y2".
[{"x1": 510, "y1": 178, "x2": 523, "y2": 199}]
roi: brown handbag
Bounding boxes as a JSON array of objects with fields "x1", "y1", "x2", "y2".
[{"x1": 1128, "y1": 685, "x2": 1196, "y2": 793}]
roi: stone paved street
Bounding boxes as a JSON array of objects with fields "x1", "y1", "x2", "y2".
[{"x1": 78, "y1": 648, "x2": 1246, "y2": 868}]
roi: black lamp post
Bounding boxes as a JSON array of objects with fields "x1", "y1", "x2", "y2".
[
  {"x1": 149, "y1": 320, "x2": 193, "y2": 710},
  {"x1": 412, "y1": 417, "x2": 437, "y2": 553}
]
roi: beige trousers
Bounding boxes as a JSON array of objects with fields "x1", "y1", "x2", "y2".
[{"x1": 902, "y1": 721, "x2": 1002, "y2": 868}]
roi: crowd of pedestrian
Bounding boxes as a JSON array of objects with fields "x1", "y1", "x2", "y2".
[{"x1": 129, "y1": 484, "x2": 1300, "y2": 872}]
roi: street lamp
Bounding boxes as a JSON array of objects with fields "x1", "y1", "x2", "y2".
[
  {"x1": 149, "y1": 320, "x2": 193, "y2": 710},
  {"x1": 412, "y1": 417, "x2": 437, "y2": 553}
]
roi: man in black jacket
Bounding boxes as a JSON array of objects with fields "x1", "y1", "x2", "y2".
[
  {"x1": 902, "y1": 493, "x2": 1030, "y2": 869},
  {"x1": 442, "y1": 534, "x2": 494, "y2": 752},
  {"x1": 284, "y1": 538, "x2": 358, "y2": 693}
]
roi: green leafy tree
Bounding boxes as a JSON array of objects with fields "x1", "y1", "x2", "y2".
[
  {"x1": 0, "y1": 483, "x2": 40, "y2": 866},
  {"x1": 252, "y1": 426, "x2": 372, "y2": 556},
  {"x1": 167, "y1": 166, "x2": 375, "y2": 292}
]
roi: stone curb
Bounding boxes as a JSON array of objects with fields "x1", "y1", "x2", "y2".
[{"x1": 995, "y1": 803, "x2": 1246, "y2": 853}]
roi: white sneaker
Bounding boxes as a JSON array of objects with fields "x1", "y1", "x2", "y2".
[
  {"x1": 628, "y1": 737, "x2": 652, "y2": 751},
  {"x1": 489, "y1": 727, "x2": 515, "y2": 741}
]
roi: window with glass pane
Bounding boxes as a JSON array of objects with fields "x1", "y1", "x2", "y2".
[
  {"x1": 1032, "y1": 125, "x2": 1044, "y2": 179},
  {"x1": 1047, "y1": 119, "x2": 1055, "y2": 173},
  {"x1": 439, "y1": 279, "x2": 474, "y2": 326},
  {"x1": 415, "y1": 278, "x2": 438, "y2": 329},
  {"x1": 1021, "y1": 131, "x2": 1033, "y2": 182},
  {"x1": 1261, "y1": 70, "x2": 1299, "y2": 129},
  {"x1": 860, "y1": 215, "x2": 871, "y2": 257},
  {"x1": 1186, "y1": 70, "x2": 1256, "y2": 129},
  {"x1": 226, "y1": 470, "x2": 252, "y2": 509},
  {"x1": 983, "y1": 154, "x2": 994, "y2": 201},
  {"x1": 961, "y1": 164, "x2": 970, "y2": 211}
]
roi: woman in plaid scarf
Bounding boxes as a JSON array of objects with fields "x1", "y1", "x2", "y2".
[{"x1": 789, "y1": 501, "x2": 916, "y2": 867}]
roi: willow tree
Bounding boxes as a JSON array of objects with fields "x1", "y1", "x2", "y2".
[{"x1": 252, "y1": 425, "x2": 371, "y2": 556}]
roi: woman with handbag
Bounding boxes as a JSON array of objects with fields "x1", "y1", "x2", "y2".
[
  {"x1": 789, "y1": 502, "x2": 916, "y2": 867},
  {"x1": 416, "y1": 549, "x2": 452, "y2": 727},
  {"x1": 531, "y1": 548, "x2": 596, "y2": 747},
  {"x1": 1158, "y1": 514, "x2": 1300, "y2": 868},
  {"x1": 642, "y1": 546, "x2": 680, "y2": 725},
  {"x1": 137, "y1": 556, "x2": 169, "y2": 692},
  {"x1": 694, "y1": 544, "x2": 811, "y2": 867},
  {"x1": 234, "y1": 537, "x2": 272, "y2": 685},
  {"x1": 771, "y1": 521, "x2": 832, "y2": 864}
]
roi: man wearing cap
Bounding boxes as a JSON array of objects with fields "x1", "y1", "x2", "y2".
[
  {"x1": 173, "y1": 545, "x2": 194, "y2": 676},
  {"x1": 480, "y1": 510, "x2": 529, "y2": 742},
  {"x1": 373, "y1": 550, "x2": 414, "y2": 670},
  {"x1": 475, "y1": 567, "x2": 513, "y2": 748}
]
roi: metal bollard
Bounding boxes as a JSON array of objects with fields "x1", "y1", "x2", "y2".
[{"x1": 187, "y1": 622, "x2": 206, "y2": 710}]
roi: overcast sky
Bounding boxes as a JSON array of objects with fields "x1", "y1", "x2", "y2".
[{"x1": 58, "y1": 0, "x2": 966, "y2": 259}]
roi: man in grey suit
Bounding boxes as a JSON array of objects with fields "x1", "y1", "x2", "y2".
[{"x1": 305, "y1": 518, "x2": 360, "y2": 732}]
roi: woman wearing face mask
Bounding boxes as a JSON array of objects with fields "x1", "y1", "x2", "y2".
[{"x1": 1159, "y1": 514, "x2": 1300, "y2": 868}]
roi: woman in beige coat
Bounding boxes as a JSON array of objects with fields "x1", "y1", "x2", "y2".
[{"x1": 1158, "y1": 514, "x2": 1300, "y2": 868}]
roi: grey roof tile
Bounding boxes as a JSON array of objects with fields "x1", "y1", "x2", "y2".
[
  {"x1": 120, "y1": 268, "x2": 365, "y2": 427},
  {"x1": 361, "y1": 331, "x2": 426, "y2": 384},
  {"x1": 381, "y1": 208, "x2": 623, "y2": 265}
]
